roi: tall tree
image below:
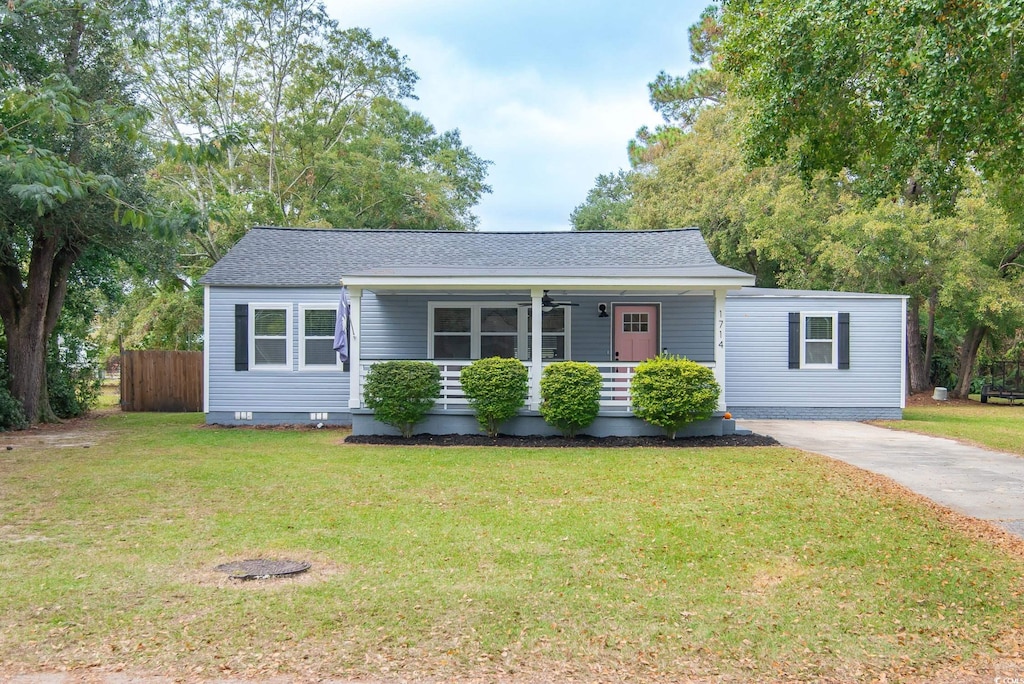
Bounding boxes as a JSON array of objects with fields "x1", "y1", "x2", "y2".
[
  {"x1": 629, "y1": 102, "x2": 844, "y2": 288},
  {"x1": 142, "y1": 0, "x2": 490, "y2": 276},
  {"x1": 719, "y1": 0, "x2": 1024, "y2": 214},
  {"x1": 0, "y1": 0, "x2": 153, "y2": 423},
  {"x1": 570, "y1": 171, "x2": 634, "y2": 231}
]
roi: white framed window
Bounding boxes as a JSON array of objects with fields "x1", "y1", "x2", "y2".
[
  {"x1": 800, "y1": 311, "x2": 838, "y2": 369},
  {"x1": 299, "y1": 305, "x2": 340, "y2": 370},
  {"x1": 250, "y1": 304, "x2": 292, "y2": 370},
  {"x1": 527, "y1": 306, "x2": 568, "y2": 360},
  {"x1": 427, "y1": 302, "x2": 569, "y2": 361}
]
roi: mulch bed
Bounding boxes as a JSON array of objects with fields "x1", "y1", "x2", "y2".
[{"x1": 344, "y1": 432, "x2": 779, "y2": 448}]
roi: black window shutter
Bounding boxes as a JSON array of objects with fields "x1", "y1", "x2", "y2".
[
  {"x1": 235, "y1": 304, "x2": 249, "y2": 371},
  {"x1": 788, "y1": 312, "x2": 800, "y2": 368},
  {"x1": 838, "y1": 312, "x2": 850, "y2": 369}
]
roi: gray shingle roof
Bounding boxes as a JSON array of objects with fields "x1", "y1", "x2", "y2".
[
  {"x1": 728, "y1": 287, "x2": 907, "y2": 299},
  {"x1": 199, "y1": 227, "x2": 752, "y2": 287}
]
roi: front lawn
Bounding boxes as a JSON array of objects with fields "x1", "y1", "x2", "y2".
[
  {"x1": 879, "y1": 401, "x2": 1024, "y2": 456},
  {"x1": 1, "y1": 413, "x2": 1022, "y2": 681}
]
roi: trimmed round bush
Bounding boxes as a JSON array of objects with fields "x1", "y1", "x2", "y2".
[
  {"x1": 363, "y1": 361, "x2": 441, "y2": 438},
  {"x1": 631, "y1": 354, "x2": 720, "y2": 439},
  {"x1": 540, "y1": 361, "x2": 602, "y2": 438},
  {"x1": 459, "y1": 357, "x2": 529, "y2": 437}
]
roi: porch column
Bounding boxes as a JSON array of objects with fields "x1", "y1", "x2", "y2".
[
  {"x1": 530, "y1": 287, "x2": 543, "y2": 410},
  {"x1": 714, "y1": 288, "x2": 727, "y2": 411},
  {"x1": 348, "y1": 286, "x2": 363, "y2": 409}
]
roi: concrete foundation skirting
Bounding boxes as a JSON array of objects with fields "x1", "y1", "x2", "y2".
[
  {"x1": 351, "y1": 409, "x2": 733, "y2": 438},
  {"x1": 727, "y1": 406, "x2": 903, "y2": 420},
  {"x1": 206, "y1": 411, "x2": 353, "y2": 427}
]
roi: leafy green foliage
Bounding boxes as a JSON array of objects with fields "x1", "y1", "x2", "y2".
[
  {"x1": 0, "y1": 0, "x2": 157, "y2": 424},
  {"x1": 459, "y1": 357, "x2": 529, "y2": 437},
  {"x1": 574, "y1": 0, "x2": 1024, "y2": 395},
  {"x1": 46, "y1": 336, "x2": 100, "y2": 419},
  {"x1": 631, "y1": 355, "x2": 720, "y2": 439},
  {"x1": 96, "y1": 285, "x2": 205, "y2": 354},
  {"x1": 0, "y1": 348, "x2": 27, "y2": 431},
  {"x1": 363, "y1": 361, "x2": 440, "y2": 438},
  {"x1": 539, "y1": 361, "x2": 602, "y2": 438},
  {"x1": 628, "y1": 102, "x2": 843, "y2": 288},
  {"x1": 719, "y1": 0, "x2": 1024, "y2": 214},
  {"x1": 570, "y1": 171, "x2": 634, "y2": 231},
  {"x1": 142, "y1": 0, "x2": 492, "y2": 281}
]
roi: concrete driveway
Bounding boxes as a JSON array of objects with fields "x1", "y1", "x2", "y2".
[{"x1": 739, "y1": 419, "x2": 1024, "y2": 538}]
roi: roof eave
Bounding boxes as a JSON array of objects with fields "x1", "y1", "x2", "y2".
[{"x1": 342, "y1": 273, "x2": 756, "y2": 290}]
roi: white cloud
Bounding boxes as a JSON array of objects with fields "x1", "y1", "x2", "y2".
[
  {"x1": 391, "y1": 36, "x2": 661, "y2": 230},
  {"x1": 322, "y1": 0, "x2": 690, "y2": 231}
]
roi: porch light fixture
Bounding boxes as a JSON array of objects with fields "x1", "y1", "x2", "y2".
[{"x1": 598, "y1": 303, "x2": 609, "y2": 318}]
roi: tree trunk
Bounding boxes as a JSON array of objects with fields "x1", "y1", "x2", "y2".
[
  {"x1": 0, "y1": 229, "x2": 79, "y2": 425},
  {"x1": 924, "y1": 287, "x2": 937, "y2": 384},
  {"x1": 953, "y1": 326, "x2": 986, "y2": 399},
  {"x1": 5, "y1": 322, "x2": 54, "y2": 424},
  {"x1": 906, "y1": 296, "x2": 929, "y2": 394}
]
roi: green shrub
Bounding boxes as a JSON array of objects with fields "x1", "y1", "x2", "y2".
[
  {"x1": 459, "y1": 357, "x2": 529, "y2": 437},
  {"x1": 0, "y1": 345, "x2": 26, "y2": 431},
  {"x1": 631, "y1": 354, "x2": 720, "y2": 439},
  {"x1": 0, "y1": 369, "x2": 26, "y2": 432},
  {"x1": 46, "y1": 336, "x2": 101, "y2": 419},
  {"x1": 540, "y1": 361, "x2": 603, "y2": 438},
  {"x1": 363, "y1": 361, "x2": 441, "y2": 438}
]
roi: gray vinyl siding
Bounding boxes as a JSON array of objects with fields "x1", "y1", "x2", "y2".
[
  {"x1": 206, "y1": 286, "x2": 350, "y2": 414},
  {"x1": 360, "y1": 293, "x2": 714, "y2": 362},
  {"x1": 725, "y1": 294, "x2": 904, "y2": 411},
  {"x1": 360, "y1": 291, "x2": 428, "y2": 359}
]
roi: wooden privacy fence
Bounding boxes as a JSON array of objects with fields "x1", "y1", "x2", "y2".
[{"x1": 121, "y1": 350, "x2": 203, "y2": 412}]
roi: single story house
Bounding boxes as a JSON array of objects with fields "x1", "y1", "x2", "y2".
[{"x1": 199, "y1": 227, "x2": 906, "y2": 435}]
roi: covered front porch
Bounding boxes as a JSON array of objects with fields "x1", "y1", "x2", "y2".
[{"x1": 343, "y1": 283, "x2": 740, "y2": 437}]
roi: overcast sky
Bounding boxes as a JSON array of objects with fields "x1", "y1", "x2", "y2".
[{"x1": 320, "y1": 0, "x2": 708, "y2": 231}]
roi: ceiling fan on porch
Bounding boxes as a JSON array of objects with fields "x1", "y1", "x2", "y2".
[{"x1": 517, "y1": 290, "x2": 580, "y2": 310}]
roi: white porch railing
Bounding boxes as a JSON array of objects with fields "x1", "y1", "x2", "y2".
[
  {"x1": 358, "y1": 360, "x2": 472, "y2": 410},
  {"x1": 358, "y1": 360, "x2": 715, "y2": 413}
]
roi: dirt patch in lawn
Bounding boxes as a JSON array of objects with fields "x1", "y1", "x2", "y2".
[
  {"x1": 903, "y1": 389, "x2": 978, "y2": 408},
  {"x1": 185, "y1": 557, "x2": 350, "y2": 590},
  {"x1": 0, "y1": 410, "x2": 121, "y2": 451},
  {"x1": 344, "y1": 432, "x2": 780, "y2": 448}
]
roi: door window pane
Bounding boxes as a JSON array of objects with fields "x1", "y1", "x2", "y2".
[{"x1": 622, "y1": 312, "x2": 649, "y2": 332}]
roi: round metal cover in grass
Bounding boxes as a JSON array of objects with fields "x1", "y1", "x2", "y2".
[{"x1": 214, "y1": 559, "x2": 311, "y2": 580}]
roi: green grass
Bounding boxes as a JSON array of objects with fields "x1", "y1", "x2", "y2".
[
  {"x1": 1, "y1": 413, "x2": 1022, "y2": 680},
  {"x1": 94, "y1": 379, "x2": 120, "y2": 409},
  {"x1": 879, "y1": 402, "x2": 1024, "y2": 456}
]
